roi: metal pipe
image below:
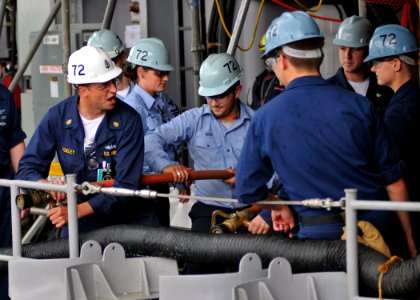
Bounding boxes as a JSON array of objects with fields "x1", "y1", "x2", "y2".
[
  {"x1": 345, "y1": 189, "x2": 359, "y2": 299},
  {"x1": 29, "y1": 207, "x2": 49, "y2": 216},
  {"x1": 61, "y1": 0, "x2": 71, "y2": 97},
  {"x1": 0, "y1": 178, "x2": 68, "y2": 192},
  {"x1": 190, "y1": 0, "x2": 205, "y2": 107},
  {"x1": 0, "y1": 0, "x2": 7, "y2": 39},
  {"x1": 22, "y1": 206, "x2": 49, "y2": 244},
  {"x1": 101, "y1": 0, "x2": 117, "y2": 29},
  {"x1": 10, "y1": 184, "x2": 21, "y2": 257},
  {"x1": 352, "y1": 200, "x2": 420, "y2": 211},
  {"x1": 358, "y1": 0, "x2": 367, "y2": 17},
  {"x1": 66, "y1": 174, "x2": 79, "y2": 258},
  {"x1": 9, "y1": 0, "x2": 62, "y2": 92},
  {"x1": 226, "y1": 0, "x2": 251, "y2": 56}
]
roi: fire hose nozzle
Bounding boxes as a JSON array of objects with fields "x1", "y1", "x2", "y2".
[
  {"x1": 16, "y1": 191, "x2": 52, "y2": 210},
  {"x1": 210, "y1": 208, "x2": 257, "y2": 234}
]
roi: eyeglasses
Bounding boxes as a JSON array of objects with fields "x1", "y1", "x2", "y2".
[
  {"x1": 84, "y1": 141, "x2": 99, "y2": 170},
  {"x1": 264, "y1": 56, "x2": 278, "y2": 71},
  {"x1": 153, "y1": 69, "x2": 170, "y2": 78},
  {"x1": 142, "y1": 66, "x2": 170, "y2": 78},
  {"x1": 89, "y1": 78, "x2": 120, "y2": 92},
  {"x1": 369, "y1": 57, "x2": 396, "y2": 67},
  {"x1": 205, "y1": 88, "x2": 235, "y2": 103}
]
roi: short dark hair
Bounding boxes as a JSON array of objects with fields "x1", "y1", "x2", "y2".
[{"x1": 277, "y1": 39, "x2": 324, "y2": 70}]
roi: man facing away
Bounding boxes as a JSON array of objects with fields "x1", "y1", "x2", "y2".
[{"x1": 235, "y1": 11, "x2": 416, "y2": 258}]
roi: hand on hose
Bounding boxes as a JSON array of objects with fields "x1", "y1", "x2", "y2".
[
  {"x1": 38, "y1": 178, "x2": 67, "y2": 202},
  {"x1": 272, "y1": 205, "x2": 295, "y2": 238},
  {"x1": 223, "y1": 168, "x2": 235, "y2": 187},
  {"x1": 248, "y1": 215, "x2": 270, "y2": 235},
  {"x1": 47, "y1": 205, "x2": 68, "y2": 228},
  {"x1": 162, "y1": 165, "x2": 191, "y2": 184}
]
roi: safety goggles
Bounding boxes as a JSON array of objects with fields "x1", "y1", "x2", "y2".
[
  {"x1": 84, "y1": 142, "x2": 99, "y2": 170},
  {"x1": 143, "y1": 67, "x2": 170, "y2": 78},
  {"x1": 264, "y1": 56, "x2": 277, "y2": 71},
  {"x1": 205, "y1": 87, "x2": 235, "y2": 103},
  {"x1": 369, "y1": 57, "x2": 396, "y2": 67}
]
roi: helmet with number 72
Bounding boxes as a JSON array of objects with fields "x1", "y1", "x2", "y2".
[
  {"x1": 364, "y1": 24, "x2": 419, "y2": 62},
  {"x1": 198, "y1": 53, "x2": 242, "y2": 97},
  {"x1": 67, "y1": 46, "x2": 122, "y2": 84},
  {"x1": 262, "y1": 11, "x2": 323, "y2": 58},
  {"x1": 126, "y1": 38, "x2": 174, "y2": 71}
]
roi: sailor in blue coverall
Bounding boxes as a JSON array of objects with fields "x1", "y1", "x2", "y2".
[
  {"x1": 17, "y1": 46, "x2": 157, "y2": 237},
  {"x1": 235, "y1": 12, "x2": 416, "y2": 258},
  {"x1": 0, "y1": 83, "x2": 26, "y2": 299},
  {"x1": 365, "y1": 24, "x2": 420, "y2": 249},
  {"x1": 123, "y1": 38, "x2": 182, "y2": 226}
]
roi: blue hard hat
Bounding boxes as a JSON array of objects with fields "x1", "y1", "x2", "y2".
[
  {"x1": 364, "y1": 24, "x2": 419, "y2": 62},
  {"x1": 262, "y1": 11, "x2": 324, "y2": 58}
]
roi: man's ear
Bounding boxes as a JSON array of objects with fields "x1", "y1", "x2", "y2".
[
  {"x1": 278, "y1": 54, "x2": 287, "y2": 71},
  {"x1": 77, "y1": 85, "x2": 88, "y2": 96},
  {"x1": 235, "y1": 84, "x2": 242, "y2": 99},
  {"x1": 393, "y1": 58, "x2": 402, "y2": 72}
]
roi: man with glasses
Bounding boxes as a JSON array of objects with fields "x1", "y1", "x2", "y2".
[
  {"x1": 250, "y1": 34, "x2": 284, "y2": 110},
  {"x1": 123, "y1": 38, "x2": 182, "y2": 227},
  {"x1": 145, "y1": 53, "x2": 273, "y2": 273},
  {"x1": 364, "y1": 24, "x2": 420, "y2": 248},
  {"x1": 327, "y1": 15, "x2": 393, "y2": 116},
  {"x1": 235, "y1": 11, "x2": 416, "y2": 258},
  {"x1": 17, "y1": 46, "x2": 158, "y2": 237}
]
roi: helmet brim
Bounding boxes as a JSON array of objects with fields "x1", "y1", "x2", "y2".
[
  {"x1": 198, "y1": 79, "x2": 238, "y2": 97},
  {"x1": 97, "y1": 66, "x2": 123, "y2": 83},
  {"x1": 333, "y1": 38, "x2": 368, "y2": 48},
  {"x1": 155, "y1": 64, "x2": 175, "y2": 72}
]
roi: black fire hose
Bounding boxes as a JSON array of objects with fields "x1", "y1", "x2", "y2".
[{"x1": 1, "y1": 225, "x2": 420, "y2": 297}]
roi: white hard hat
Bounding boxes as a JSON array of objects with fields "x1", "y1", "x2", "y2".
[{"x1": 67, "y1": 45, "x2": 122, "y2": 85}]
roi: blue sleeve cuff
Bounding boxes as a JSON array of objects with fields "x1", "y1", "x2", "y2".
[{"x1": 258, "y1": 209, "x2": 272, "y2": 226}]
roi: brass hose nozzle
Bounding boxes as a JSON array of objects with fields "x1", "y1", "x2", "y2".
[
  {"x1": 210, "y1": 208, "x2": 257, "y2": 234},
  {"x1": 16, "y1": 190, "x2": 52, "y2": 210}
]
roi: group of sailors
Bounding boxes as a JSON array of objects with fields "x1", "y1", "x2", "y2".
[{"x1": 0, "y1": 9, "x2": 419, "y2": 298}]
